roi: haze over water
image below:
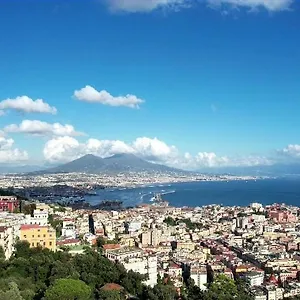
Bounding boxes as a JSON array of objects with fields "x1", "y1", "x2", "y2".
[{"x1": 85, "y1": 178, "x2": 300, "y2": 208}]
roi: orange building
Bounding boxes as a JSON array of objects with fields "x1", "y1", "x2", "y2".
[{"x1": 20, "y1": 224, "x2": 56, "y2": 251}]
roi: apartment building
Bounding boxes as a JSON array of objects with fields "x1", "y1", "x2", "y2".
[
  {"x1": 0, "y1": 226, "x2": 14, "y2": 259},
  {"x1": 20, "y1": 224, "x2": 56, "y2": 251},
  {"x1": 0, "y1": 196, "x2": 19, "y2": 212},
  {"x1": 25, "y1": 208, "x2": 48, "y2": 226}
]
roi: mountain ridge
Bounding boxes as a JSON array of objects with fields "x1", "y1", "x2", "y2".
[{"x1": 35, "y1": 153, "x2": 184, "y2": 174}]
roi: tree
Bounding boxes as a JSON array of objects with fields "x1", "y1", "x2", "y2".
[
  {"x1": 0, "y1": 246, "x2": 5, "y2": 260},
  {"x1": 0, "y1": 282, "x2": 24, "y2": 300},
  {"x1": 21, "y1": 203, "x2": 36, "y2": 216},
  {"x1": 204, "y1": 274, "x2": 238, "y2": 300},
  {"x1": 14, "y1": 241, "x2": 31, "y2": 258},
  {"x1": 98, "y1": 289, "x2": 126, "y2": 300},
  {"x1": 96, "y1": 236, "x2": 106, "y2": 248},
  {"x1": 163, "y1": 217, "x2": 176, "y2": 226},
  {"x1": 44, "y1": 278, "x2": 92, "y2": 300}
]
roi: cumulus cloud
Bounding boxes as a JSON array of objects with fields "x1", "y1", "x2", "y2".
[
  {"x1": 0, "y1": 96, "x2": 57, "y2": 114},
  {"x1": 43, "y1": 136, "x2": 174, "y2": 163},
  {"x1": 105, "y1": 0, "x2": 191, "y2": 12},
  {"x1": 43, "y1": 135, "x2": 271, "y2": 170},
  {"x1": 132, "y1": 137, "x2": 178, "y2": 162},
  {"x1": 278, "y1": 144, "x2": 300, "y2": 158},
  {"x1": 74, "y1": 85, "x2": 144, "y2": 109},
  {"x1": 207, "y1": 0, "x2": 293, "y2": 11},
  {"x1": 4, "y1": 120, "x2": 84, "y2": 137},
  {"x1": 0, "y1": 137, "x2": 28, "y2": 163}
]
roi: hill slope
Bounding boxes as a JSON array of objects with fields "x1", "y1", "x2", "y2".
[{"x1": 40, "y1": 153, "x2": 182, "y2": 174}]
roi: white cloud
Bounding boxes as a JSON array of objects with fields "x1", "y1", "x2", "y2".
[
  {"x1": 43, "y1": 136, "x2": 178, "y2": 163},
  {"x1": 195, "y1": 152, "x2": 229, "y2": 167},
  {"x1": 4, "y1": 120, "x2": 84, "y2": 137},
  {"x1": 43, "y1": 136, "x2": 81, "y2": 163},
  {"x1": 0, "y1": 96, "x2": 57, "y2": 114},
  {"x1": 43, "y1": 135, "x2": 271, "y2": 170},
  {"x1": 74, "y1": 85, "x2": 144, "y2": 109},
  {"x1": 105, "y1": 0, "x2": 190, "y2": 12},
  {"x1": 105, "y1": 0, "x2": 293, "y2": 12},
  {"x1": 279, "y1": 144, "x2": 300, "y2": 158},
  {"x1": 207, "y1": 0, "x2": 293, "y2": 12},
  {"x1": 0, "y1": 137, "x2": 28, "y2": 163},
  {"x1": 132, "y1": 137, "x2": 178, "y2": 162}
]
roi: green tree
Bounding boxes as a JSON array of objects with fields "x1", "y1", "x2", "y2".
[
  {"x1": 14, "y1": 241, "x2": 31, "y2": 258},
  {"x1": 96, "y1": 236, "x2": 106, "y2": 248},
  {"x1": 0, "y1": 245, "x2": 5, "y2": 260},
  {"x1": 204, "y1": 274, "x2": 238, "y2": 300},
  {"x1": 0, "y1": 281, "x2": 24, "y2": 300},
  {"x1": 21, "y1": 203, "x2": 36, "y2": 216},
  {"x1": 98, "y1": 289, "x2": 126, "y2": 300},
  {"x1": 44, "y1": 278, "x2": 92, "y2": 300},
  {"x1": 163, "y1": 217, "x2": 176, "y2": 226},
  {"x1": 48, "y1": 215, "x2": 63, "y2": 237}
]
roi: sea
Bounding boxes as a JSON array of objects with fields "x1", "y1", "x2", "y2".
[{"x1": 85, "y1": 177, "x2": 300, "y2": 208}]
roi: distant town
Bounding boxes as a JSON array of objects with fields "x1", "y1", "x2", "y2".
[
  {"x1": 0, "y1": 171, "x2": 267, "y2": 205},
  {"x1": 1, "y1": 185, "x2": 300, "y2": 299}
]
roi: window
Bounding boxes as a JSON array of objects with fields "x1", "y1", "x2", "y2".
[
  {"x1": 32, "y1": 235, "x2": 34, "y2": 238},
  {"x1": 24, "y1": 235, "x2": 27, "y2": 238},
  {"x1": 32, "y1": 243, "x2": 34, "y2": 247},
  {"x1": 49, "y1": 242, "x2": 52, "y2": 246},
  {"x1": 43, "y1": 242, "x2": 46, "y2": 246},
  {"x1": 43, "y1": 234, "x2": 46, "y2": 237},
  {"x1": 38, "y1": 235, "x2": 40, "y2": 238}
]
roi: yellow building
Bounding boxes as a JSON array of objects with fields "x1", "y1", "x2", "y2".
[{"x1": 20, "y1": 224, "x2": 56, "y2": 251}]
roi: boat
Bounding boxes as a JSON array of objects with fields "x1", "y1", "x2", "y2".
[{"x1": 152, "y1": 193, "x2": 169, "y2": 207}]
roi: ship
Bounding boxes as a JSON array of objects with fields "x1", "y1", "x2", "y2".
[{"x1": 152, "y1": 193, "x2": 169, "y2": 207}]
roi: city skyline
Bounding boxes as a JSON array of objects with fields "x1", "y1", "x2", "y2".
[{"x1": 0, "y1": 0, "x2": 300, "y2": 170}]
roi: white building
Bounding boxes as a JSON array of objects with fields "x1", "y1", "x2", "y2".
[
  {"x1": 105, "y1": 246, "x2": 158, "y2": 287},
  {"x1": 190, "y1": 266, "x2": 207, "y2": 291},
  {"x1": 62, "y1": 219, "x2": 76, "y2": 238},
  {"x1": 127, "y1": 221, "x2": 142, "y2": 233},
  {"x1": 25, "y1": 209, "x2": 48, "y2": 226},
  {"x1": 246, "y1": 271, "x2": 264, "y2": 287},
  {"x1": 0, "y1": 226, "x2": 14, "y2": 259},
  {"x1": 123, "y1": 255, "x2": 158, "y2": 287}
]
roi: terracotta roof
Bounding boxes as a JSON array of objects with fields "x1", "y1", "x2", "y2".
[
  {"x1": 0, "y1": 226, "x2": 7, "y2": 232},
  {"x1": 101, "y1": 283, "x2": 124, "y2": 291},
  {"x1": 20, "y1": 224, "x2": 46, "y2": 230},
  {"x1": 103, "y1": 244, "x2": 121, "y2": 250},
  {"x1": 169, "y1": 263, "x2": 181, "y2": 269}
]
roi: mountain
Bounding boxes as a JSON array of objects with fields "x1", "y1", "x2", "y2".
[
  {"x1": 38, "y1": 153, "x2": 183, "y2": 174},
  {"x1": 45, "y1": 154, "x2": 106, "y2": 173}
]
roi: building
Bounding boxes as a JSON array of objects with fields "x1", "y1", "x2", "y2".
[
  {"x1": 123, "y1": 255, "x2": 158, "y2": 287},
  {"x1": 151, "y1": 229, "x2": 161, "y2": 247},
  {"x1": 141, "y1": 231, "x2": 151, "y2": 246},
  {"x1": 62, "y1": 219, "x2": 76, "y2": 238},
  {"x1": 245, "y1": 271, "x2": 265, "y2": 287},
  {"x1": 25, "y1": 208, "x2": 48, "y2": 226},
  {"x1": 190, "y1": 266, "x2": 207, "y2": 291},
  {"x1": 0, "y1": 196, "x2": 19, "y2": 212},
  {"x1": 0, "y1": 226, "x2": 14, "y2": 259},
  {"x1": 20, "y1": 224, "x2": 56, "y2": 251},
  {"x1": 104, "y1": 246, "x2": 158, "y2": 287}
]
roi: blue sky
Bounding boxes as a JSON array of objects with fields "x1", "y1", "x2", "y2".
[{"x1": 0, "y1": 0, "x2": 299, "y2": 169}]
